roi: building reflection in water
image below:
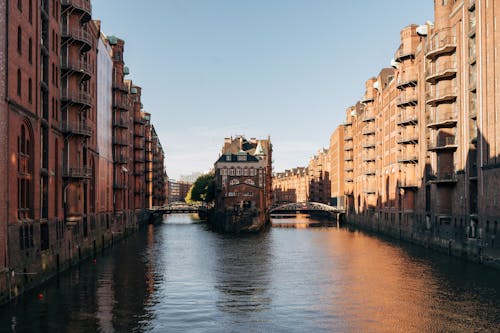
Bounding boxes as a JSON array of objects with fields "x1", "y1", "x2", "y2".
[{"x1": 213, "y1": 232, "x2": 273, "y2": 316}]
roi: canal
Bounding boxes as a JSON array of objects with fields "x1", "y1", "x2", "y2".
[{"x1": 1, "y1": 214, "x2": 499, "y2": 332}]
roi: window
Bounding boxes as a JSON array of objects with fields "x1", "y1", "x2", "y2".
[
  {"x1": 18, "y1": 123, "x2": 33, "y2": 219},
  {"x1": 230, "y1": 179, "x2": 239, "y2": 186},
  {"x1": 17, "y1": 69, "x2": 21, "y2": 97},
  {"x1": 28, "y1": 0, "x2": 32, "y2": 23},
  {"x1": 28, "y1": 38, "x2": 32, "y2": 63},
  {"x1": 17, "y1": 0, "x2": 22, "y2": 11},
  {"x1": 28, "y1": 78, "x2": 32, "y2": 103},
  {"x1": 229, "y1": 168, "x2": 235, "y2": 176},
  {"x1": 236, "y1": 168, "x2": 242, "y2": 176},
  {"x1": 17, "y1": 26, "x2": 22, "y2": 54},
  {"x1": 40, "y1": 223, "x2": 49, "y2": 251},
  {"x1": 225, "y1": 155, "x2": 231, "y2": 161}
]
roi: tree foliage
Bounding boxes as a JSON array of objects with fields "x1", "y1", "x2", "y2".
[{"x1": 185, "y1": 173, "x2": 215, "y2": 204}]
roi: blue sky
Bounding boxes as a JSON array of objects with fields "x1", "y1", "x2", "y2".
[{"x1": 93, "y1": 0, "x2": 434, "y2": 180}]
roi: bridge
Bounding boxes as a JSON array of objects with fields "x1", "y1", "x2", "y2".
[
  {"x1": 270, "y1": 202, "x2": 344, "y2": 215},
  {"x1": 154, "y1": 202, "x2": 208, "y2": 215}
]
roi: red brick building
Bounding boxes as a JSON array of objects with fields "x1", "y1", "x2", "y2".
[{"x1": 0, "y1": 0, "x2": 167, "y2": 304}]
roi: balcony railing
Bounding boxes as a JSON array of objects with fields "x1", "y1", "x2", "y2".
[
  {"x1": 397, "y1": 114, "x2": 418, "y2": 126},
  {"x1": 344, "y1": 144, "x2": 353, "y2": 151},
  {"x1": 113, "y1": 100, "x2": 131, "y2": 112},
  {"x1": 399, "y1": 178, "x2": 419, "y2": 188},
  {"x1": 426, "y1": 29, "x2": 456, "y2": 59},
  {"x1": 427, "y1": 172, "x2": 458, "y2": 184},
  {"x1": 113, "y1": 137, "x2": 128, "y2": 146},
  {"x1": 362, "y1": 126, "x2": 376, "y2": 135},
  {"x1": 114, "y1": 155, "x2": 128, "y2": 164},
  {"x1": 396, "y1": 90, "x2": 418, "y2": 107},
  {"x1": 426, "y1": 86, "x2": 457, "y2": 106},
  {"x1": 396, "y1": 73, "x2": 418, "y2": 89},
  {"x1": 61, "y1": 24, "x2": 92, "y2": 50},
  {"x1": 397, "y1": 154, "x2": 418, "y2": 163},
  {"x1": 60, "y1": 121, "x2": 92, "y2": 137},
  {"x1": 468, "y1": 0, "x2": 475, "y2": 11},
  {"x1": 362, "y1": 115, "x2": 376, "y2": 122},
  {"x1": 428, "y1": 136, "x2": 457, "y2": 151},
  {"x1": 63, "y1": 166, "x2": 92, "y2": 178},
  {"x1": 395, "y1": 46, "x2": 415, "y2": 62},
  {"x1": 362, "y1": 141, "x2": 376, "y2": 148},
  {"x1": 397, "y1": 135, "x2": 418, "y2": 144},
  {"x1": 61, "y1": 59, "x2": 93, "y2": 78},
  {"x1": 362, "y1": 154, "x2": 376, "y2": 162},
  {"x1": 427, "y1": 112, "x2": 457, "y2": 128},
  {"x1": 112, "y1": 82, "x2": 129, "y2": 92},
  {"x1": 469, "y1": 18, "x2": 476, "y2": 37},
  {"x1": 61, "y1": 0, "x2": 92, "y2": 18},
  {"x1": 61, "y1": 89, "x2": 92, "y2": 107},
  {"x1": 425, "y1": 61, "x2": 457, "y2": 83},
  {"x1": 113, "y1": 182, "x2": 127, "y2": 190},
  {"x1": 113, "y1": 117, "x2": 128, "y2": 128}
]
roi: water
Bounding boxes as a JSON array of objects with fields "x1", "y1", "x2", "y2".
[{"x1": 1, "y1": 214, "x2": 499, "y2": 332}]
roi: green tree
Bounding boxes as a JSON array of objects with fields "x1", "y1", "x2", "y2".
[{"x1": 185, "y1": 173, "x2": 215, "y2": 204}]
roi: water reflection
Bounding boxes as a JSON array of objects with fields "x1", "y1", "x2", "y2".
[{"x1": 0, "y1": 215, "x2": 498, "y2": 332}]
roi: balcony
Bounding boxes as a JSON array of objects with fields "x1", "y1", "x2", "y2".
[
  {"x1": 61, "y1": 24, "x2": 92, "y2": 52},
  {"x1": 396, "y1": 91, "x2": 418, "y2": 107},
  {"x1": 113, "y1": 182, "x2": 127, "y2": 190},
  {"x1": 469, "y1": 46, "x2": 477, "y2": 64},
  {"x1": 362, "y1": 141, "x2": 376, "y2": 149},
  {"x1": 344, "y1": 166, "x2": 354, "y2": 172},
  {"x1": 113, "y1": 117, "x2": 128, "y2": 128},
  {"x1": 60, "y1": 121, "x2": 92, "y2": 137},
  {"x1": 363, "y1": 189, "x2": 376, "y2": 194},
  {"x1": 468, "y1": 18, "x2": 476, "y2": 37},
  {"x1": 396, "y1": 73, "x2": 418, "y2": 89},
  {"x1": 426, "y1": 29, "x2": 456, "y2": 59},
  {"x1": 426, "y1": 86, "x2": 457, "y2": 106},
  {"x1": 425, "y1": 61, "x2": 457, "y2": 84},
  {"x1": 397, "y1": 114, "x2": 418, "y2": 126},
  {"x1": 427, "y1": 172, "x2": 458, "y2": 184},
  {"x1": 135, "y1": 128, "x2": 146, "y2": 137},
  {"x1": 134, "y1": 118, "x2": 146, "y2": 125},
  {"x1": 113, "y1": 100, "x2": 131, "y2": 112},
  {"x1": 344, "y1": 156, "x2": 353, "y2": 162},
  {"x1": 427, "y1": 112, "x2": 457, "y2": 128},
  {"x1": 344, "y1": 134, "x2": 353, "y2": 141},
  {"x1": 112, "y1": 137, "x2": 128, "y2": 146},
  {"x1": 112, "y1": 82, "x2": 129, "y2": 93},
  {"x1": 61, "y1": 89, "x2": 92, "y2": 108},
  {"x1": 344, "y1": 144, "x2": 353, "y2": 151},
  {"x1": 362, "y1": 115, "x2": 375, "y2": 122},
  {"x1": 361, "y1": 96, "x2": 374, "y2": 104},
  {"x1": 468, "y1": 0, "x2": 475, "y2": 11},
  {"x1": 114, "y1": 155, "x2": 128, "y2": 164},
  {"x1": 362, "y1": 127, "x2": 376, "y2": 135},
  {"x1": 362, "y1": 155, "x2": 376, "y2": 162},
  {"x1": 63, "y1": 166, "x2": 92, "y2": 179},
  {"x1": 394, "y1": 46, "x2": 415, "y2": 62},
  {"x1": 61, "y1": 0, "x2": 92, "y2": 23},
  {"x1": 428, "y1": 136, "x2": 457, "y2": 152},
  {"x1": 61, "y1": 59, "x2": 92, "y2": 80},
  {"x1": 345, "y1": 177, "x2": 353, "y2": 183},
  {"x1": 343, "y1": 121, "x2": 353, "y2": 126},
  {"x1": 399, "y1": 178, "x2": 419, "y2": 189},
  {"x1": 397, "y1": 135, "x2": 418, "y2": 144},
  {"x1": 363, "y1": 168, "x2": 376, "y2": 176},
  {"x1": 397, "y1": 154, "x2": 418, "y2": 163}
]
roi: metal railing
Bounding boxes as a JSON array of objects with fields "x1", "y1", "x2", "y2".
[
  {"x1": 61, "y1": 24, "x2": 92, "y2": 46},
  {"x1": 60, "y1": 121, "x2": 92, "y2": 137},
  {"x1": 61, "y1": 0, "x2": 91, "y2": 14},
  {"x1": 63, "y1": 166, "x2": 92, "y2": 178},
  {"x1": 61, "y1": 89, "x2": 91, "y2": 106},
  {"x1": 61, "y1": 59, "x2": 93, "y2": 76}
]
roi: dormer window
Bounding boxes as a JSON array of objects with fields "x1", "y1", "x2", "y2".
[{"x1": 226, "y1": 155, "x2": 231, "y2": 161}]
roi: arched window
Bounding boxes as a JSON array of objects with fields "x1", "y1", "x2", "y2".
[
  {"x1": 17, "y1": 69, "x2": 21, "y2": 97},
  {"x1": 28, "y1": 0, "x2": 32, "y2": 23},
  {"x1": 28, "y1": 38, "x2": 32, "y2": 63},
  {"x1": 28, "y1": 78, "x2": 32, "y2": 103},
  {"x1": 17, "y1": 26, "x2": 22, "y2": 54},
  {"x1": 18, "y1": 122, "x2": 33, "y2": 219}
]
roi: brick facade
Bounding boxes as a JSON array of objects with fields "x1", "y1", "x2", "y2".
[{"x1": 0, "y1": 0, "x2": 167, "y2": 304}]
